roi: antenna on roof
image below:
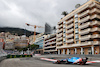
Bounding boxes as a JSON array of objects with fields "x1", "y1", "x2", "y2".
[{"x1": 75, "y1": 4, "x2": 81, "y2": 9}]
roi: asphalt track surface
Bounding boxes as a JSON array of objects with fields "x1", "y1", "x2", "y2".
[{"x1": 0, "y1": 58, "x2": 100, "y2": 67}]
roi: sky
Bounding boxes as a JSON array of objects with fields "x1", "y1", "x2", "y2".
[{"x1": 0, "y1": 0, "x2": 88, "y2": 33}]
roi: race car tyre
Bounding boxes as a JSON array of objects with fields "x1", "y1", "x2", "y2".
[
  {"x1": 56, "y1": 60, "x2": 61, "y2": 64},
  {"x1": 79, "y1": 61, "x2": 85, "y2": 65},
  {"x1": 66, "y1": 60, "x2": 69, "y2": 64}
]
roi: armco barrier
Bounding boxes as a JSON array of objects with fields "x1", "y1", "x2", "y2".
[
  {"x1": 0, "y1": 56, "x2": 6, "y2": 62},
  {"x1": 6, "y1": 55, "x2": 32, "y2": 58}
]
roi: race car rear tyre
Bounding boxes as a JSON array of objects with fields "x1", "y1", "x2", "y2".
[
  {"x1": 79, "y1": 61, "x2": 85, "y2": 65},
  {"x1": 56, "y1": 60, "x2": 61, "y2": 64}
]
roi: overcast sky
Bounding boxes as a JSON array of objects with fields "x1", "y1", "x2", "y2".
[{"x1": 0, "y1": 0, "x2": 88, "y2": 32}]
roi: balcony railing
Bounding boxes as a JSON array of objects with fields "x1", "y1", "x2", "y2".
[
  {"x1": 91, "y1": 8, "x2": 100, "y2": 13},
  {"x1": 66, "y1": 34, "x2": 74, "y2": 38},
  {"x1": 79, "y1": 22, "x2": 90, "y2": 29},
  {"x1": 45, "y1": 38, "x2": 56, "y2": 42},
  {"x1": 66, "y1": 18, "x2": 73, "y2": 24},
  {"x1": 91, "y1": 21, "x2": 100, "y2": 26},
  {"x1": 91, "y1": 27, "x2": 100, "y2": 32},
  {"x1": 66, "y1": 28, "x2": 74, "y2": 34},
  {"x1": 66, "y1": 23, "x2": 74, "y2": 29},
  {"x1": 79, "y1": 28, "x2": 91, "y2": 35},
  {"x1": 44, "y1": 50, "x2": 57, "y2": 52},
  {"x1": 45, "y1": 41, "x2": 56, "y2": 46},
  {"x1": 66, "y1": 39, "x2": 74, "y2": 43},
  {"x1": 91, "y1": 14, "x2": 100, "y2": 19},
  {"x1": 79, "y1": 35, "x2": 91, "y2": 41},
  {"x1": 90, "y1": 2, "x2": 100, "y2": 8},
  {"x1": 57, "y1": 37, "x2": 63, "y2": 41},
  {"x1": 81, "y1": 41, "x2": 92, "y2": 46},
  {"x1": 92, "y1": 34, "x2": 100, "y2": 38},
  {"x1": 57, "y1": 29, "x2": 63, "y2": 33},
  {"x1": 79, "y1": 16, "x2": 90, "y2": 23},
  {"x1": 56, "y1": 42, "x2": 63, "y2": 45},
  {"x1": 58, "y1": 24, "x2": 63, "y2": 29},
  {"x1": 78, "y1": 10, "x2": 90, "y2": 18},
  {"x1": 44, "y1": 46, "x2": 56, "y2": 49},
  {"x1": 78, "y1": 4, "x2": 89, "y2": 13},
  {"x1": 93, "y1": 41, "x2": 100, "y2": 45},
  {"x1": 57, "y1": 33, "x2": 63, "y2": 38},
  {"x1": 58, "y1": 22, "x2": 63, "y2": 25}
]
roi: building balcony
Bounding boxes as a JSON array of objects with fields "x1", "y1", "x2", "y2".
[
  {"x1": 45, "y1": 41, "x2": 56, "y2": 46},
  {"x1": 91, "y1": 14, "x2": 100, "y2": 19},
  {"x1": 91, "y1": 21, "x2": 100, "y2": 26},
  {"x1": 66, "y1": 28, "x2": 74, "y2": 34},
  {"x1": 81, "y1": 41, "x2": 92, "y2": 46},
  {"x1": 66, "y1": 39, "x2": 74, "y2": 43},
  {"x1": 79, "y1": 22, "x2": 90, "y2": 29},
  {"x1": 78, "y1": 4, "x2": 89, "y2": 13},
  {"x1": 91, "y1": 8, "x2": 100, "y2": 13},
  {"x1": 66, "y1": 18, "x2": 73, "y2": 24},
  {"x1": 66, "y1": 33, "x2": 74, "y2": 38},
  {"x1": 45, "y1": 38, "x2": 56, "y2": 42},
  {"x1": 79, "y1": 35, "x2": 91, "y2": 41},
  {"x1": 92, "y1": 34, "x2": 100, "y2": 38},
  {"x1": 91, "y1": 27, "x2": 100, "y2": 32},
  {"x1": 57, "y1": 33, "x2": 63, "y2": 38},
  {"x1": 58, "y1": 24, "x2": 63, "y2": 29},
  {"x1": 57, "y1": 29, "x2": 63, "y2": 33},
  {"x1": 44, "y1": 46, "x2": 56, "y2": 49},
  {"x1": 57, "y1": 37, "x2": 63, "y2": 41},
  {"x1": 79, "y1": 16, "x2": 90, "y2": 23},
  {"x1": 78, "y1": 10, "x2": 90, "y2": 18},
  {"x1": 91, "y1": 2, "x2": 100, "y2": 8},
  {"x1": 56, "y1": 42, "x2": 63, "y2": 45},
  {"x1": 58, "y1": 22, "x2": 63, "y2": 25},
  {"x1": 66, "y1": 23, "x2": 74, "y2": 29},
  {"x1": 79, "y1": 28, "x2": 91, "y2": 35},
  {"x1": 44, "y1": 50, "x2": 57, "y2": 52},
  {"x1": 93, "y1": 41, "x2": 100, "y2": 45}
]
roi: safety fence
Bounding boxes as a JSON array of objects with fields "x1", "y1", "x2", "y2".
[
  {"x1": 6, "y1": 55, "x2": 32, "y2": 58},
  {"x1": 0, "y1": 49, "x2": 7, "y2": 62}
]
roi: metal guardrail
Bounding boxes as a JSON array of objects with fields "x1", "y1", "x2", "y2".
[{"x1": 0, "y1": 49, "x2": 7, "y2": 62}]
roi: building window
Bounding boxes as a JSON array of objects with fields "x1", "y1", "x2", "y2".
[
  {"x1": 75, "y1": 24, "x2": 78, "y2": 29},
  {"x1": 75, "y1": 21, "x2": 78, "y2": 23},
  {"x1": 75, "y1": 29, "x2": 79, "y2": 34},
  {"x1": 63, "y1": 28, "x2": 66, "y2": 32},
  {"x1": 63, "y1": 25, "x2": 66, "y2": 28},
  {"x1": 63, "y1": 21, "x2": 66, "y2": 24},
  {"x1": 75, "y1": 35, "x2": 79, "y2": 40},
  {"x1": 63, "y1": 38, "x2": 66, "y2": 41},
  {"x1": 76, "y1": 41, "x2": 79, "y2": 44},
  {"x1": 75, "y1": 14, "x2": 78, "y2": 18}
]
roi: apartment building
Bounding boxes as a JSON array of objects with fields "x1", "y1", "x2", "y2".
[
  {"x1": 44, "y1": 34, "x2": 57, "y2": 54},
  {"x1": 34, "y1": 33, "x2": 45, "y2": 54},
  {"x1": 14, "y1": 35, "x2": 28, "y2": 48},
  {"x1": 57, "y1": 0, "x2": 100, "y2": 55}
]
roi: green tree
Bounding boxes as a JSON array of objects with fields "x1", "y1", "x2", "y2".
[{"x1": 61, "y1": 11, "x2": 68, "y2": 16}]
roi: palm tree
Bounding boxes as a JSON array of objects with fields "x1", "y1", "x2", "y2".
[{"x1": 61, "y1": 11, "x2": 68, "y2": 16}]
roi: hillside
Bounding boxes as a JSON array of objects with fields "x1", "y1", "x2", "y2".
[{"x1": 0, "y1": 27, "x2": 39, "y2": 37}]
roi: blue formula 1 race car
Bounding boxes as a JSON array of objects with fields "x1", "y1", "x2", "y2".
[{"x1": 53, "y1": 57, "x2": 88, "y2": 65}]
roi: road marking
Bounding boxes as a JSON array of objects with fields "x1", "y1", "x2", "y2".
[{"x1": 87, "y1": 60, "x2": 100, "y2": 64}]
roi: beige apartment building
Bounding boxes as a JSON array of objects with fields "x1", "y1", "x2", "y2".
[
  {"x1": 44, "y1": 34, "x2": 57, "y2": 54},
  {"x1": 57, "y1": 0, "x2": 100, "y2": 55}
]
